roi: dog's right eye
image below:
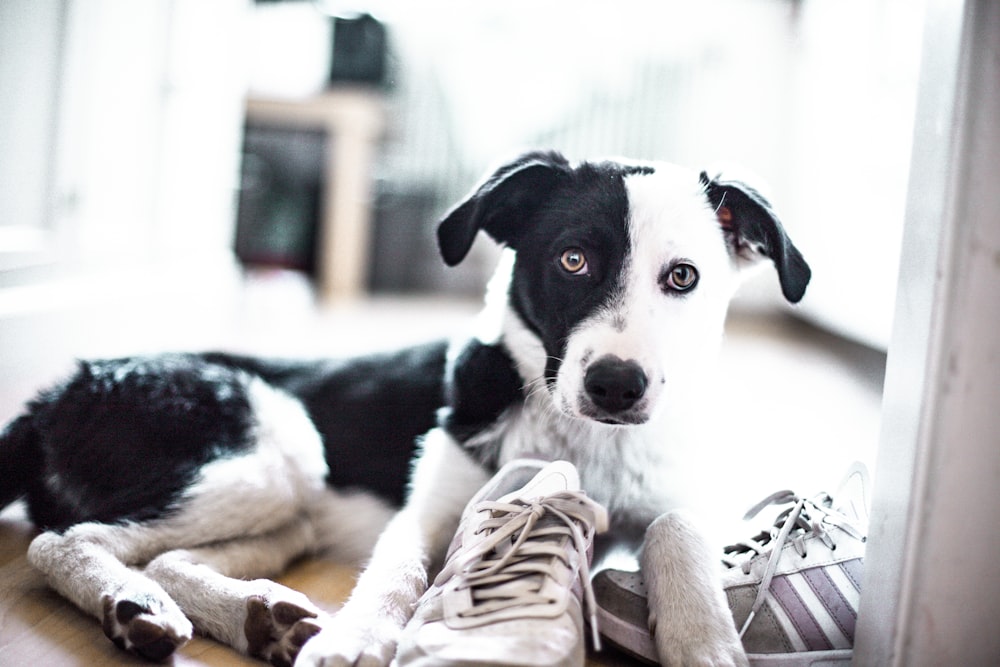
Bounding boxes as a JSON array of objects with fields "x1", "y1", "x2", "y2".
[
  {"x1": 660, "y1": 262, "x2": 699, "y2": 294},
  {"x1": 559, "y1": 248, "x2": 589, "y2": 275}
]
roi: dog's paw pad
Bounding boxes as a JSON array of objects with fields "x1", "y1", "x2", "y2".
[
  {"x1": 245, "y1": 595, "x2": 323, "y2": 667},
  {"x1": 101, "y1": 594, "x2": 192, "y2": 661}
]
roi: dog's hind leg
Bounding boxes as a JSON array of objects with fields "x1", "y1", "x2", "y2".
[
  {"x1": 27, "y1": 521, "x2": 194, "y2": 660},
  {"x1": 143, "y1": 516, "x2": 326, "y2": 667},
  {"x1": 28, "y1": 516, "x2": 325, "y2": 665}
]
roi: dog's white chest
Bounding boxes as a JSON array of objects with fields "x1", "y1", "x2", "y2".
[{"x1": 486, "y1": 399, "x2": 703, "y2": 525}]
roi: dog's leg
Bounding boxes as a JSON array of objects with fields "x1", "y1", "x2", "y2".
[
  {"x1": 27, "y1": 522, "x2": 194, "y2": 660},
  {"x1": 296, "y1": 428, "x2": 490, "y2": 667},
  {"x1": 640, "y1": 511, "x2": 748, "y2": 667},
  {"x1": 143, "y1": 516, "x2": 324, "y2": 667}
]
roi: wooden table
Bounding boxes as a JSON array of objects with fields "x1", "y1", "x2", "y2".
[{"x1": 245, "y1": 88, "x2": 385, "y2": 304}]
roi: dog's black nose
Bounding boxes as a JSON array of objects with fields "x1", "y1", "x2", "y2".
[{"x1": 584, "y1": 356, "x2": 647, "y2": 414}]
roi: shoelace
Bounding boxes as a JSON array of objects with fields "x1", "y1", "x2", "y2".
[
  {"x1": 433, "y1": 490, "x2": 608, "y2": 650},
  {"x1": 722, "y1": 489, "x2": 866, "y2": 638}
]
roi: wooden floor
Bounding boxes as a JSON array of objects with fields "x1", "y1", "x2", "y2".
[
  {"x1": 0, "y1": 502, "x2": 327, "y2": 666},
  {"x1": 0, "y1": 503, "x2": 639, "y2": 666}
]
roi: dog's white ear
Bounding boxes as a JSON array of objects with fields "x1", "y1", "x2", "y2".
[
  {"x1": 437, "y1": 150, "x2": 571, "y2": 266},
  {"x1": 699, "y1": 171, "x2": 811, "y2": 303}
]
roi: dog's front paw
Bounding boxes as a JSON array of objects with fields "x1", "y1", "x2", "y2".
[
  {"x1": 294, "y1": 611, "x2": 401, "y2": 667},
  {"x1": 245, "y1": 593, "x2": 325, "y2": 667},
  {"x1": 649, "y1": 611, "x2": 748, "y2": 667},
  {"x1": 101, "y1": 592, "x2": 193, "y2": 661},
  {"x1": 641, "y1": 511, "x2": 750, "y2": 667}
]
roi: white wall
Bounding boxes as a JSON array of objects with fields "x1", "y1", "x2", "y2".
[
  {"x1": 374, "y1": 0, "x2": 925, "y2": 348},
  {"x1": 0, "y1": 0, "x2": 249, "y2": 423},
  {"x1": 0, "y1": 0, "x2": 64, "y2": 270}
]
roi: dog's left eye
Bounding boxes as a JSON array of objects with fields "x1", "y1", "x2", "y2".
[
  {"x1": 662, "y1": 263, "x2": 699, "y2": 293},
  {"x1": 559, "y1": 248, "x2": 589, "y2": 275}
]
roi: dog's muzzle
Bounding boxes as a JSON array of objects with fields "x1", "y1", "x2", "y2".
[{"x1": 582, "y1": 355, "x2": 649, "y2": 424}]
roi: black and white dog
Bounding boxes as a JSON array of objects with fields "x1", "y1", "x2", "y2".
[{"x1": 0, "y1": 151, "x2": 809, "y2": 666}]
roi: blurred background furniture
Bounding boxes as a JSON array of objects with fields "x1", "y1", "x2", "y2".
[{"x1": 243, "y1": 88, "x2": 384, "y2": 302}]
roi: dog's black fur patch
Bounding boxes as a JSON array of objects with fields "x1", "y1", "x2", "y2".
[
  {"x1": 699, "y1": 171, "x2": 812, "y2": 302},
  {"x1": 441, "y1": 340, "x2": 523, "y2": 456},
  {"x1": 438, "y1": 152, "x2": 655, "y2": 384},
  {"x1": 2, "y1": 345, "x2": 449, "y2": 530},
  {"x1": 202, "y1": 344, "x2": 448, "y2": 507},
  {"x1": 12, "y1": 355, "x2": 258, "y2": 530}
]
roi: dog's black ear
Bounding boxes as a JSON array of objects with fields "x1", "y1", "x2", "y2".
[
  {"x1": 437, "y1": 150, "x2": 572, "y2": 266},
  {"x1": 700, "y1": 171, "x2": 811, "y2": 303}
]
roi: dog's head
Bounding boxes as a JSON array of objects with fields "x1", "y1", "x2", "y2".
[{"x1": 438, "y1": 150, "x2": 810, "y2": 426}]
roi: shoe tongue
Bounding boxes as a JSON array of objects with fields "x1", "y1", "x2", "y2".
[
  {"x1": 833, "y1": 462, "x2": 872, "y2": 524},
  {"x1": 496, "y1": 460, "x2": 580, "y2": 504}
]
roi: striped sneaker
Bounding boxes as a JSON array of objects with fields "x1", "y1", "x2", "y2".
[{"x1": 593, "y1": 463, "x2": 870, "y2": 666}]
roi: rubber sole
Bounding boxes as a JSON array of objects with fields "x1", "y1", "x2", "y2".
[{"x1": 595, "y1": 606, "x2": 852, "y2": 666}]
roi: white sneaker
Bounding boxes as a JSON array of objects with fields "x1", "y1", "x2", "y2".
[{"x1": 396, "y1": 459, "x2": 609, "y2": 667}]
